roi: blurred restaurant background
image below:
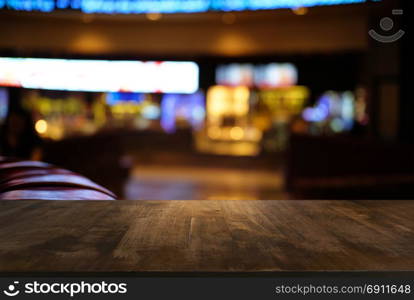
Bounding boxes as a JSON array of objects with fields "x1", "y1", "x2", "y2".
[{"x1": 0, "y1": 0, "x2": 411, "y2": 200}]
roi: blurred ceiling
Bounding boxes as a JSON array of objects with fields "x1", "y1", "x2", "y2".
[{"x1": 0, "y1": 3, "x2": 387, "y2": 57}]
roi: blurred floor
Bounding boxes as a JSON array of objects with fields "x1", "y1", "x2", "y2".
[{"x1": 124, "y1": 165, "x2": 287, "y2": 200}]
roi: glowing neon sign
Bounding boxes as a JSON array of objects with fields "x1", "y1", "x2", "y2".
[
  {"x1": 0, "y1": 0, "x2": 374, "y2": 14},
  {"x1": 0, "y1": 57, "x2": 199, "y2": 94}
]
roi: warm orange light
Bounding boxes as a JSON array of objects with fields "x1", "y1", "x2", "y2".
[
  {"x1": 292, "y1": 7, "x2": 308, "y2": 15},
  {"x1": 233, "y1": 86, "x2": 249, "y2": 116},
  {"x1": 207, "y1": 86, "x2": 230, "y2": 118},
  {"x1": 208, "y1": 126, "x2": 222, "y2": 139},
  {"x1": 146, "y1": 12, "x2": 162, "y2": 21},
  {"x1": 35, "y1": 119, "x2": 48, "y2": 134},
  {"x1": 206, "y1": 85, "x2": 250, "y2": 125},
  {"x1": 230, "y1": 126, "x2": 244, "y2": 140}
]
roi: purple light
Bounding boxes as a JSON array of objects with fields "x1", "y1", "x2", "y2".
[
  {"x1": 302, "y1": 95, "x2": 330, "y2": 122},
  {"x1": 161, "y1": 92, "x2": 205, "y2": 133}
]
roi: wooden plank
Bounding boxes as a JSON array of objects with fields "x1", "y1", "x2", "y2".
[{"x1": 0, "y1": 200, "x2": 413, "y2": 272}]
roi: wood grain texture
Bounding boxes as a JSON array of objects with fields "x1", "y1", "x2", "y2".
[{"x1": 0, "y1": 200, "x2": 413, "y2": 272}]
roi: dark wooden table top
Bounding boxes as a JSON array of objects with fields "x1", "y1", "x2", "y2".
[{"x1": 0, "y1": 200, "x2": 413, "y2": 272}]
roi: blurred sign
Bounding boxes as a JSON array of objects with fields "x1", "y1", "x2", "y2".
[
  {"x1": 259, "y1": 86, "x2": 309, "y2": 121},
  {"x1": 0, "y1": 57, "x2": 199, "y2": 94},
  {"x1": 216, "y1": 63, "x2": 298, "y2": 88},
  {"x1": 0, "y1": 0, "x2": 374, "y2": 14}
]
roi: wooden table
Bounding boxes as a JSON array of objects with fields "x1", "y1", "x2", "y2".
[{"x1": 0, "y1": 200, "x2": 413, "y2": 272}]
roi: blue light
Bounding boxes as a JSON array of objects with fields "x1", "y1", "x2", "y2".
[
  {"x1": 56, "y1": 0, "x2": 70, "y2": 9},
  {"x1": 303, "y1": 91, "x2": 356, "y2": 133},
  {"x1": 161, "y1": 92, "x2": 205, "y2": 133},
  {"x1": 5, "y1": 0, "x2": 54, "y2": 12},
  {"x1": 70, "y1": 0, "x2": 80, "y2": 9},
  {"x1": 302, "y1": 94, "x2": 330, "y2": 122},
  {"x1": 0, "y1": 88, "x2": 8, "y2": 124},
  {"x1": 1, "y1": 0, "x2": 374, "y2": 14},
  {"x1": 142, "y1": 104, "x2": 161, "y2": 120},
  {"x1": 161, "y1": 94, "x2": 178, "y2": 133},
  {"x1": 106, "y1": 92, "x2": 144, "y2": 106}
]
